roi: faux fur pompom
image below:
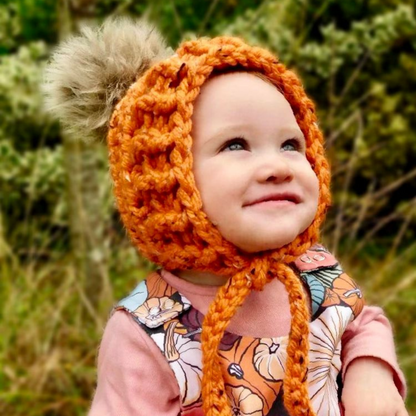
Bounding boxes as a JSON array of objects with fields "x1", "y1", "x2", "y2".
[{"x1": 44, "y1": 17, "x2": 173, "y2": 141}]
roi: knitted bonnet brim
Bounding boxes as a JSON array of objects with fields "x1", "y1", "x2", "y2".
[{"x1": 109, "y1": 36, "x2": 330, "y2": 271}]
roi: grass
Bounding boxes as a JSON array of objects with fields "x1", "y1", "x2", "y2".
[
  {"x1": 0, "y1": 236, "x2": 415, "y2": 415},
  {"x1": 0, "y1": 257, "x2": 97, "y2": 415}
]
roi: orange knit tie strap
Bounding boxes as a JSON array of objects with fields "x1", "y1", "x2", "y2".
[
  {"x1": 272, "y1": 262, "x2": 316, "y2": 416},
  {"x1": 201, "y1": 260, "x2": 315, "y2": 416},
  {"x1": 201, "y1": 258, "x2": 271, "y2": 416}
]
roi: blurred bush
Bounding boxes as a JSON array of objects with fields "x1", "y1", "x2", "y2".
[{"x1": 0, "y1": 0, "x2": 415, "y2": 415}]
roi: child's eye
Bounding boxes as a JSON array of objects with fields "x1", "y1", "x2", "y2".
[
  {"x1": 281, "y1": 138, "x2": 302, "y2": 152},
  {"x1": 220, "y1": 138, "x2": 248, "y2": 152}
]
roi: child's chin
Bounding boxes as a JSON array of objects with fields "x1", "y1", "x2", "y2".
[{"x1": 237, "y1": 238, "x2": 291, "y2": 254}]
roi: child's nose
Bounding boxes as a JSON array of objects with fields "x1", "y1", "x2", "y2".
[{"x1": 255, "y1": 154, "x2": 294, "y2": 184}]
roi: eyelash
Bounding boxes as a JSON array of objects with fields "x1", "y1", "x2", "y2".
[
  {"x1": 220, "y1": 137, "x2": 304, "y2": 153},
  {"x1": 281, "y1": 138, "x2": 303, "y2": 152},
  {"x1": 220, "y1": 137, "x2": 248, "y2": 152}
]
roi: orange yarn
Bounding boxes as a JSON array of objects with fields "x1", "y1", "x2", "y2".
[{"x1": 108, "y1": 36, "x2": 331, "y2": 416}]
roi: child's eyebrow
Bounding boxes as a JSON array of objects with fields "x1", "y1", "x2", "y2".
[
  {"x1": 197, "y1": 124, "x2": 251, "y2": 146},
  {"x1": 279, "y1": 126, "x2": 305, "y2": 139},
  {"x1": 204, "y1": 125, "x2": 305, "y2": 141}
]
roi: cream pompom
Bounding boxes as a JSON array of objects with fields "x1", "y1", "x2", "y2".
[{"x1": 44, "y1": 17, "x2": 173, "y2": 141}]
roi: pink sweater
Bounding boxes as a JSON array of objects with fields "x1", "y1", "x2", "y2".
[{"x1": 89, "y1": 270, "x2": 406, "y2": 416}]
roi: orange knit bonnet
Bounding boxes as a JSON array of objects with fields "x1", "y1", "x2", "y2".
[{"x1": 108, "y1": 35, "x2": 331, "y2": 416}]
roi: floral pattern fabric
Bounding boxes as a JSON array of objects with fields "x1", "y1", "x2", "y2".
[
  {"x1": 116, "y1": 245, "x2": 365, "y2": 416},
  {"x1": 294, "y1": 245, "x2": 364, "y2": 319}
]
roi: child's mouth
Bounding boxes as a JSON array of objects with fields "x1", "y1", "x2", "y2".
[
  {"x1": 244, "y1": 192, "x2": 300, "y2": 208},
  {"x1": 250, "y1": 199, "x2": 297, "y2": 208}
]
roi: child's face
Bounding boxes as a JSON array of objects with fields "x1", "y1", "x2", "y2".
[{"x1": 191, "y1": 72, "x2": 319, "y2": 253}]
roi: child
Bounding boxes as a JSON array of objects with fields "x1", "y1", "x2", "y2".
[{"x1": 45, "y1": 18, "x2": 407, "y2": 416}]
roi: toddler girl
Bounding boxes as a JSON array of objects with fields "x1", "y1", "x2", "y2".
[{"x1": 45, "y1": 18, "x2": 407, "y2": 416}]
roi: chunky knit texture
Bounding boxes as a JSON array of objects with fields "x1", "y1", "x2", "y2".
[{"x1": 108, "y1": 36, "x2": 331, "y2": 416}]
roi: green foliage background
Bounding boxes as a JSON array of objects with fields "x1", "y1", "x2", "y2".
[{"x1": 0, "y1": 0, "x2": 415, "y2": 415}]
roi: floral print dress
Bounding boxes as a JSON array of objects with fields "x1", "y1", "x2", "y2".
[{"x1": 115, "y1": 245, "x2": 364, "y2": 416}]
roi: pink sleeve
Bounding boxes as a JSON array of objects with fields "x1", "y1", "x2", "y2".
[
  {"x1": 88, "y1": 310, "x2": 181, "y2": 416},
  {"x1": 341, "y1": 305, "x2": 406, "y2": 398}
]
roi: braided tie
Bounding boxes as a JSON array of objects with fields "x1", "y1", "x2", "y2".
[
  {"x1": 273, "y1": 262, "x2": 316, "y2": 416},
  {"x1": 201, "y1": 260, "x2": 316, "y2": 416},
  {"x1": 201, "y1": 259, "x2": 268, "y2": 416}
]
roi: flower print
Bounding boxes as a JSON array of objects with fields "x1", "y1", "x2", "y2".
[
  {"x1": 308, "y1": 306, "x2": 352, "y2": 416},
  {"x1": 311, "y1": 268, "x2": 362, "y2": 312},
  {"x1": 300, "y1": 273, "x2": 326, "y2": 318},
  {"x1": 180, "y1": 308, "x2": 204, "y2": 341},
  {"x1": 294, "y1": 245, "x2": 339, "y2": 272},
  {"x1": 218, "y1": 331, "x2": 241, "y2": 351},
  {"x1": 220, "y1": 337, "x2": 282, "y2": 415},
  {"x1": 117, "y1": 280, "x2": 148, "y2": 311},
  {"x1": 134, "y1": 296, "x2": 188, "y2": 328},
  {"x1": 322, "y1": 288, "x2": 341, "y2": 308},
  {"x1": 147, "y1": 272, "x2": 176, "y2": 298},
  {"x1": 153, "y1": 322, "x2": 203, "y2": 408},
  {"x1": 164, "y1": 321, "x2": 181, "y2": 362},
  {"x1": 181, "y1": 308, "x2": 204, "y2": 332},
  {"x1": 300, "y1": 254, "x2": 313, "y2": 263},
  {"x1": 267, "y1": 389, "x2": 289, "y2": 416},
  {"x1": 253, "y1": 337, "x2": 287, "y2": 382},
  {"x1": 225, "y1": 385, "x2": 264, "y2": 416},
  {"x1": 313, "y1": 253, "x2": 326, "y2": 261},
  {"x1": 331, "y1": 273, "x2": 364, "y2": 317},
  {"x1": 181, "y1": 308, "x2": 240, "y2": 348},
  {"x1": 311, "y1": 266, "x2": 343, "y2": 288},
  {"x1": 228, "y1": 363, "x2": 244, "y2": 380}
]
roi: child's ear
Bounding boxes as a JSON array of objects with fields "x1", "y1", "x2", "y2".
[{"x1": 43, "y1": 17, "x2": 173, "y2": 142}]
